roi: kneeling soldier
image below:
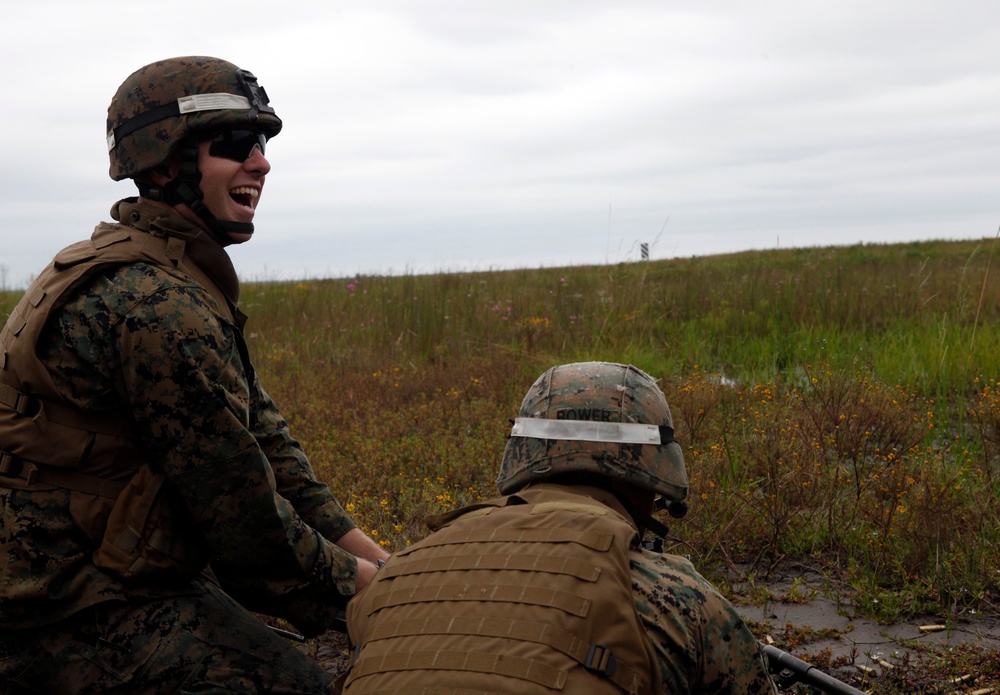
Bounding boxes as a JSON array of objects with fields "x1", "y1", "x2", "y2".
[{"x1": 343, "y1": 361, "x2": 775, "y2": 694}]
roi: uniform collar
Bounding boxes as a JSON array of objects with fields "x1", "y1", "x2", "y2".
[
  {"x1": 526, "y1": 483, "x2": 642, "y2": 533},
  {"x1": 111, "y1": 197, "x2": 242, "y2": 311}
]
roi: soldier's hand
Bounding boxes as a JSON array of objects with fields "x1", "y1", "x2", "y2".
[{"x1": 355, "y1": 558, "x2": 380, "y2": 593}]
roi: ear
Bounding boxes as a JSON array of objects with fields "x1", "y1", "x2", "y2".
[
  {"x1": 145, "y1": 163, "x2": 176, "y2": 187},
  {"x1": 133, "y1": 158, "x2": 181, "y2": 201},
  {"x1": 613, "y1": 483, "x2": 656, "y2": 516}
]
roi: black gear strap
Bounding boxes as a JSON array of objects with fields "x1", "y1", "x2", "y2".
[
  {"x1": 136, "y1": 141, "x2": 253, "y2": 247},
  {"x1": 111, "y1": 102, "x2": 183, "y2": 145}
]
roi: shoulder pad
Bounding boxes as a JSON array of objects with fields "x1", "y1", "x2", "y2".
[
  {"x1": 53, "y1": 240, "x2": 99, "y2": 270},
  {"x1": 52, "y1": 227, "x2": 132, "y2": 270}
]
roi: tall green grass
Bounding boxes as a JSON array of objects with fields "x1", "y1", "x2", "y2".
[
  {"x1": 3, "y1": 238, "x2": 998, "y2": 621},
  {"x1": 232, "y1": 238, "x2": 1000, "y2": 622},
  {"x1": 242, "y1": 239, "x2": 1000, "y2": 395}
]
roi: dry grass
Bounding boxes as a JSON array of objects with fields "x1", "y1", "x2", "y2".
[{"x1": 233, "y1": 240, "x2": 1000, "y2": 690}]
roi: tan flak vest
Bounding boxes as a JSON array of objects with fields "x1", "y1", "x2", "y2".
[
  {"x1": 344, "y1": 484, "x2": 663, "y2": 695},
  {"x1": 0, "y1": 204, "x2": 244, "y2": 580}
]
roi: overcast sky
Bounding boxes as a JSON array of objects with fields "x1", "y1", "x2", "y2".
[{"x1": 2, "y1": 0, "x2": 998, "y2": 288}]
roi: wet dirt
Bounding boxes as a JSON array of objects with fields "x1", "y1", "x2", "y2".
[{"x1": 729, "y1": 568, "x2": 1000, "y2": 681}]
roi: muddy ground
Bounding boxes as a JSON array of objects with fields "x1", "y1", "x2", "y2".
[
  {"x1": 736, "y1": 588, "x2": 1000, "y2": 661},
  {"x1": 730, "y1": 569, "x2": 1000, "y2": 657},
  {"x1": 729, "y1": 568, "x2": 1000, "y2": 691}
]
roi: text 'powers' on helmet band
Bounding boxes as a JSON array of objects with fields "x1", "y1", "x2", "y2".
[{"x1": 510, "y1": 418, "x2": 671, "y2": 445}]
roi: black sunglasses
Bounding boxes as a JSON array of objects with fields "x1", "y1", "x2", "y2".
[{"x1": 207, "y1": 129, "x2": 268, "y2": 162}]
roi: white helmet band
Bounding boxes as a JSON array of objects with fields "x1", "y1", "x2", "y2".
[
  {"x1": 107, "y1": 93, "x2": 253, "y2": 152},
  {"x1": 510, "y1": 417, "x2": 670, "y2": 445}
]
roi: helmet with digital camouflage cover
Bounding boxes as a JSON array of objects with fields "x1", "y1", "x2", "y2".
[
  {"x1": 497, "y1": 362, "x2": 688, "y2": 504},
  {"x1": 106, "y1": 55, "x2": 281, "y2": 181},
  {"x1": 106, "y1": 56, "x2": 282, "y2": 244}
]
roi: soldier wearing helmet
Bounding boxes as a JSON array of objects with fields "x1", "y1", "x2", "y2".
[
  {"x1": 343, "y1": 362, "x2": 776, "y2": 694},
  {"x1": 0, "y1": 57, "x2": 386, "y2": 693}
]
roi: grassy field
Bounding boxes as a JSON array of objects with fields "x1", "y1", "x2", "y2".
[
  {"x1": 3, "y1": 237, "x2": 998, "y2": 688},
  {"x1": 237, "y1": 238, "x2": 1000, "y2": 690},
  {"x1": 227, "y1": 238, "x2": 1000, "y2": 618}
]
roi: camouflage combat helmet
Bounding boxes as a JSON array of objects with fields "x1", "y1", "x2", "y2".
[
  {"x1": 497, "y1": 362, "x2": 688, "y2": 505},
  {"x1": 107, "y1": 56, "x2": 281, "y2": 180},
  {"x1": 106, "y1": 56, "x2": 282, "y2": 244}
]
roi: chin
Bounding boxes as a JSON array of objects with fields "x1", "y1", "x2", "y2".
[{"x1": 227, "y1": 232, "x2": 254, "y2": 244}]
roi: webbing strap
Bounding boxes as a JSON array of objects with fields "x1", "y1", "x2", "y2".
[
  {"x1": 366, "y1": 616, "x2": 649, "y2": 694},
  {"x1": 369, "y1": 583, "x2": 591, "y2": 618},
  {"x1": 0, "y1": 382, "x2": 137, "y2": 439},
  {"x1": 0, "y1": 383, "x2": 32, "y2": 415},
  {"x1": 380, "y1": 552, "x2": 601, "y2": 583},
  {"x1": 414, "y1": 526, "x2": 614, "y2": 552},
  {"x1": 0, "y1": 454, "x2": 128, "y2": 498},
  {"x1": 47, "y1": 468, "x2": 127, "y2": 497},
  {"x1": 4, "y1": 311, "x2": 26, "y2": 336},
  {"x1": 350, "y1": 649, "x2": 567, "y2": 690},
  {"x1": 0, "y1": 451, "x2": 18, "y2": 476},
  {"x1": 351, "y1": 690, "x2": 497, "y2": 695},
  {"x1": 38, "y1": 398, "x2": 138, "y2": 438}
]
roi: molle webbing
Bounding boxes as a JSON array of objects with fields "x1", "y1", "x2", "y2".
[
  {"x1": 347, "y1": 690, "x2": 508, "y2": 695},
  {"x1": 346, "y1": 492, "x2": 657, "y2": 695},
  {"x1": 378, "y1": 550, "x2": 602, "y2": 582},
  {"x1": 404, "y1": 525, "x2": 615, "y2": 551},
  {"x1": 359, "y1": 616, "x2": 649, "y2": 694},
  {"x1": 352, "y1": 650, "x2": 568, "y2": 690},
  {"x1": 367, "y1": 526, "x2": 612, "y2": 617},
  {"x1": 370, "y1": 582, "x2": 593, "y2": 619}
]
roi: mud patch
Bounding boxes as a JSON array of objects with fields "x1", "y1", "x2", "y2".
[
  {"x1": 738, "y1": 598, "x2": 1000, "y2": 659},
  {"x1": 730, "y1": 568, "x2": 1000, "y2": 687}
]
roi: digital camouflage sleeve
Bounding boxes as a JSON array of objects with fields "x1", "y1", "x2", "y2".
[{"x1": 631, "y1": 550, "x2": 777, "y2": 694}]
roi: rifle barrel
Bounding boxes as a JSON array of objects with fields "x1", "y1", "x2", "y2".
[{"x1": 761, "y1": 644, "x2": 868, "y2": 695}]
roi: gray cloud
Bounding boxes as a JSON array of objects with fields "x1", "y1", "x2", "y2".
[{"x1": 2, "y1": 0, "x2": 998, "y2": 288}]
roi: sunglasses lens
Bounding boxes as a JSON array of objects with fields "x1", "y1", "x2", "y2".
[{"x1": 208, "y1": 130, "x2": 267, "y2": 161}]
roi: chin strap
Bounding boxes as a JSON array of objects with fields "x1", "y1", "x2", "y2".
[
  {"x1": 617, "y1": 495, "x2": 689, "y2": 554},
  {"x1": 136, "y1": 141, "x2": 254, "y2": 247},
  {"x1": 612, "y1": 495, "x2": 669, "y2": 553}
]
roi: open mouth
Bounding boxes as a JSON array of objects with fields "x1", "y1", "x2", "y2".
[{"x1": 229, "y1": 186, "x2": 259, "y2": 209}]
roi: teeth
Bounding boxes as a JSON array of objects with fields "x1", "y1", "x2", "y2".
[{"x1": 230, "y1": 187, "x2": 259, "y2": 197}]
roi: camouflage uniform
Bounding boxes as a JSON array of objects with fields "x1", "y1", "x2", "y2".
[
  {"x1": 0, "y1": 577, "x2": 333, "y2": 694},
  {"x1": 629, "y1": 540, "x2": 775, "y2": 693},
  {"x1": 0, "y1": 199, "x2": 353, "y2": 693}
]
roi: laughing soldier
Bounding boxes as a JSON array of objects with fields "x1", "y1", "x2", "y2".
[{"x1": 0, "y1": 57, "x2": 387, "y2": 693}]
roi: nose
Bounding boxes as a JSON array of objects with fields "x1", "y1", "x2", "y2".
[{"x1": 245, "y1": 145, "x2": 271, "y2": 175}]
